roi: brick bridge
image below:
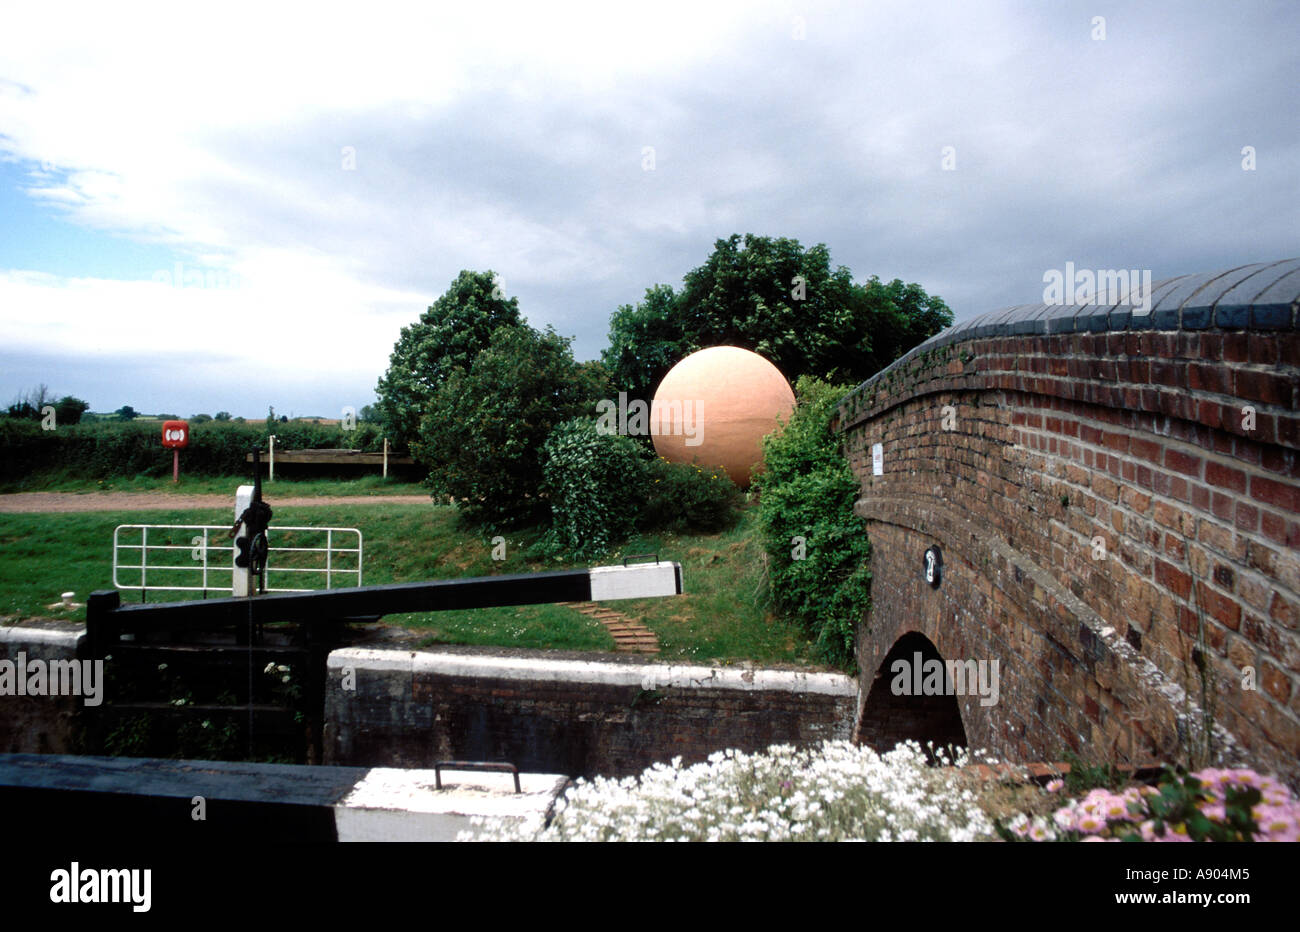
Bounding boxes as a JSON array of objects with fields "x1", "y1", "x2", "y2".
[{"x1": 834, "y1": 259, "x2": 1300, "y2": 787}]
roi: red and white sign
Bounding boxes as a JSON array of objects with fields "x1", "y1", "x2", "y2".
[{"x1": 161, "y1": 420, "x2": 190, "y2": 449}]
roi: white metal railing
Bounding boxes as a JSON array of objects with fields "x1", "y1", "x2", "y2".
[{"x1": 112, "y1": 524, "x2": 362, "y2": 595}]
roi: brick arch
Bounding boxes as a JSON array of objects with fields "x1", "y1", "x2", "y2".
[
  {"x1": 837, "y1": 259, "x2": 1300, "y2": 787},
  {"x1": 857, "y1": 630, "x2": 969, "y2": 757}
]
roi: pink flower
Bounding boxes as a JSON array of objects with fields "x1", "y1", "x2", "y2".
[
  {"x1": 1253, "y1": 805, "x2": 1295, "y2": 837},
  {"x1": 1076, "y1": 813, "x2": 1105, "y2": 834},
  {"x1": 1102, "y1": 795, "x2": 1134, "y2": 821}
]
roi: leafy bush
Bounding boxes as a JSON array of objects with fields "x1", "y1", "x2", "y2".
[
  {"x1": 461, "y1": 740, "x2": 994, "y2": 842},
  {"x1": 640, "y1": 457, "x2": 742, "y2": 534},
  {"x1": 754, "y1": 375, "x2": 870, "y2": 666},
  {"x1": 536, "y1": 418, "x2": 648, "y2": 560}
]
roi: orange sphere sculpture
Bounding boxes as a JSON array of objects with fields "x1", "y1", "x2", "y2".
[{"x1": 650, "y1": 346, "x2": 796, "y2": 487}]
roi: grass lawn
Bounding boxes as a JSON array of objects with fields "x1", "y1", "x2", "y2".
[{"x1": 0, "y1": 499, "x2": 827, "y2": 669}]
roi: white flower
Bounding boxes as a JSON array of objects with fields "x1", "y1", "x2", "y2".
[{"x1": 458, "y1": 739, "x2": 996, "y2": 842}]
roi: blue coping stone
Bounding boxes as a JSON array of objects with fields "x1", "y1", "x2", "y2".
[
  {"x1": 1245, "y1": 265, "x2": 1300, "y2": 331},
  {"x1": 1252, "y1": 301, "x2": 1295, "y2": 330},
  {"x1": 1214, "y1": 303, "x2": 1252, "y2": 328},
  {"x1": 1195, "y1": 261, "x2": 1272, "y2": 307},
  {"x1": 1149, "y1": 264, "x2": 1261, "y2": 330},
  {"x1": 1043, "y1": 301, "x2": 1080, "y2": 334},
  {"x1": 1212, "y1": 261, "x2": 1293, "y2": 327},
  {"x1": 1009, "y1": 304, "x2": 1051, "y2": 335},
  {"x1": 972, "y1": 308, "x2": 1011, "y2": 339},
  {"x1": 1029, "y1": 304, "x2": 1056, "y2": 334},
  {"x1": 1256, "y1": 256, "x2": 1300, "y2": 280},
  {"x1": 1079, "y1": 295, "x2": 1122, "y2": 332},
  {"x1": 1178, "y1": 259, "x2": 1300, "y2": 331},
  {"x1": 1151, "y1": 270, "x2": 1234, "y2": 314},
  {"x1": 1194, "y1": 261, "x2": 1289, "y2": 329},
  {"x1": 993, "y1": 305, "x2": 1029, "y2": 334},
  {"x1": 1182, "y1": 304, "x2": 1213, "y2": 329},
  {"x1": 1130, "y1": 277, "x2": 1186, "y2": 330},
  {"x1": 910, "y1": 259, "x2": 1297, "y2": 354}
]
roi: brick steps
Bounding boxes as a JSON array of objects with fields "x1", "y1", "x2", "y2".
[{"x1": 560, "y1": 601, "x2": 660, "y2": 653}]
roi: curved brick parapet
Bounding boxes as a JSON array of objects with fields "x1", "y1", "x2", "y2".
[{"x1": 834, "y1": 259, "x2": 1300, "y2": 786}]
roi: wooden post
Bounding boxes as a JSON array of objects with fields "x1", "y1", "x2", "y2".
[
  {"x1": 172, "y1": 448, "x2": 180, "y2": 483},
  {"x1": 382, "y1": 437, "x2": 388, "y2": 478}
]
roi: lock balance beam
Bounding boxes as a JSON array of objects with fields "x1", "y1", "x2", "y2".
[{"x1": 86, "y1": 560, "x2": 683, "y2": 650}]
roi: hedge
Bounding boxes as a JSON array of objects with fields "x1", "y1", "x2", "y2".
[{"x1": 0, "y1": 418, "x2": 391, "y2": 481}]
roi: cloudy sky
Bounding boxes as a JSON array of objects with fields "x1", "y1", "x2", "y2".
[{"x1": 1, "y1": 0, "x2": 1296, "y2": 418}]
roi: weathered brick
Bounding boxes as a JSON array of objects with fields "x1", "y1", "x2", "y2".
[
  {"x1": 1260, "y1": 662, "x2": 1292, "y2": 705},
  {"x1": 1205, "y1": 461, "x2": 1247, "y2": 493},
  {"x1": 1163, "y1": 450, "x2": 1201, "y2": 480},
  {"x1": 1131, "y1": 437, "x2": 1163, "y2": 465},
  {"x1": 1252, "y1": 475, "x2": 1299, "y2": 513},
  {"x1": 1155, "y1": 560, "x2": 1193, "y2": 600},
  {"x1": 1195, "y1": 584, "x2": 1242, "y2": 632},
  {"x1": 1235, "y1": 370, "x2": 1292, "y2": 407}
]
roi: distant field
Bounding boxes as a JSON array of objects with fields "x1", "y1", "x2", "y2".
[{"x1": 0, "y1": 501, "x2": 826, "y2": 668}]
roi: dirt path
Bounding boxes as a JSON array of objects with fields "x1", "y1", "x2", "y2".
[{"x1": 0, "y1": 492, "x2": 433, "y2": 514}]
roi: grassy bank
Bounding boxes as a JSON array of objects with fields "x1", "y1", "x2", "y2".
[{"x1": 0, "y1": 502, "x2": 825, "y2": 668}]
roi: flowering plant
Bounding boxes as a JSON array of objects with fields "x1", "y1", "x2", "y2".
[
  {"x1": 1001, "y1": 766, "x2": 1298, "y2": 842},
  {"x1": 460, "y1": 740, "x2": 994, "y2": 842}
]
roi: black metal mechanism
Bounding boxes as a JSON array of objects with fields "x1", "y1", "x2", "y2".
[
  {"x1": 86, "y1": 568, "x2": 623, "y2": 650},
  {"x1": 82, "y1": 562, "x2": 681, "y2": 763},
  {"x1": 434, "y1": 761, "x2": 521, "y2": 794},
  {"x1": 231, "y1": 448, "x2": 273, "y2": 593}
]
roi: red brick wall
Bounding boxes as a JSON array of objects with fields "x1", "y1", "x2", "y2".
[{"x1": 836, "y1": 293, "x2": 1300, "y2": 787}]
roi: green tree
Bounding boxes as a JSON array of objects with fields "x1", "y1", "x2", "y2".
[
  {"x1": 599, "y1": 284, "x2": 694, "y2": 404},
  {"x1": 602, "y1": 234, "x2": 953, "y2": 395},
  {"x1": 115, "y1": 405, "x2": 139, "y2": 421},
  {"x1": 675, "y1": 234, "x2": 858, "y2": 382},
  {"x1": 412, "y1": 325, "x2": 610, "y2": 529},
  {"x1": 214, "y1": 411, "x2": 232, "y2": 421},
  {"x1": 53, "y1": 396, "x2": 90, "y2": 425},
  {"x1": 376, "y1": 270, "x2": 523, "y2": 448},
  {"x1": 845, "y1": 276, "x2": 955, "y2": 377}
]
